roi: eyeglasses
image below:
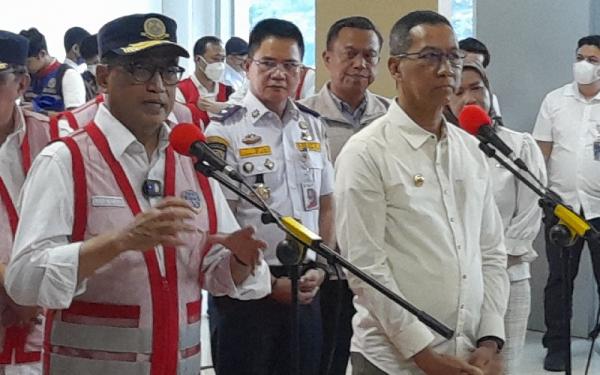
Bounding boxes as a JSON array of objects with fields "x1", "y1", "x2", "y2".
[
  {"x1": 250, "y1": 59, "x2": 302, "y2": 74},
  {"x1": 117, "y1": 62, "x2": 185, "y2": 85},
  {"x1": 392, "y1": 49, "x2": 466, "y2": 67}
]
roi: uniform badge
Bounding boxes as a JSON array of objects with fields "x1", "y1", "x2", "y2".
[
  {"x1": 251, "y1": 109, "x2": 260, "y2": 118},
  {"x1": 242, "y1": 162, "x2": 255, "y2": 174},
  {"x1": 299, "y1": 121, "x2": 309, "y2": 130},
  {"x1": 0, "y1": 62, "x2": 7, "y2": 70},
  {"x1": 142, "y1": 17, "x2": 169, "y2": 40},
  {"x1": 301, "y1": 131, "x2": 313, "y2": 141},
  {"x1": 47, "y1": 78, "x2": 56, "y2": 89},
  {"x1": 264, "y1": 159, "x2": 275, "y2": 170},
  {"x1": 242, "y1": 133, "x2": 262, "y2": 145},
  {"x1": 181, "y1": 190, "x2": 202, "y2": 209},
  {"x1": 254, "y1": 183, "x2": 271, "y2": 201},
  {"x1": 413, "y1": 174, "x2": 425, "y2": 187}
]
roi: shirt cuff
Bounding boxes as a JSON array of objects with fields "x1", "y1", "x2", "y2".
[
  {"x1": 477, "y1": 312, "x2": 506, "y2": 342},
  {"x1": 504, "y1": 237, "x2": 532, "y2": 256},
  {"x1": 389, "y1": 319, "x2": 435, "y2": 360},
  {"x1": 38, "y1": 242, "x2": 86, "y2": 309},
  {"x1": 204, "y1": 249, "x2": 271, "y2": 300}
]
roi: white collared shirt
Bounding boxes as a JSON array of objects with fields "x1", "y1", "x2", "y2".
[
  {"x1": 205, "y1": 91, "x2": 335, "y2": 265},
  {"x1": 0, "y1": 107, "x2": 28, "y2": 206},
  {"x1": 487, "y1": 126, "x2": 547, "y2": 281},
  {"x1": 222, "y1": 63, "x2": 246, "y2": 92},
  {"x1": 533, "y1": 82, "x2": 600, "y2": 219},
  {"x1": 335, "y1": 99, "x2": 509, "y2": 374},
  {"x1": 6, "y1": 104, "x2": 270, "y2": 309}
]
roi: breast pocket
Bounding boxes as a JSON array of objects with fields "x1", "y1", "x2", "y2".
[{"x1": 238, "y1": 155, "x2": 279, "y2": 202}]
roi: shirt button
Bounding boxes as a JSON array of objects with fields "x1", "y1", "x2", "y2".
[
  {"x1": 443, "y1": 189, "x2": 448, "y2": 194},
  {"x1": 462, "y1": 274, "x2": 467, "y2": 280},
  {"x1": 460, "y1": 304, "x2": 465, "y2": 309}
]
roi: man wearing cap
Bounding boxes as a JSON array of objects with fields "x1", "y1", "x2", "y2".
[
  {"x1": 445, "y1": 59, "x2": 546, "y2": 375},
  {"x1": 5, "y1": 13, "x2": 271, "y2": 375},
  {"x1": 205, "y1": 18, "x2": 334, "y2": 375},
  {"x1": 80, "y1": 34, "x2": 101, "y2": 101},
  {"x1": 0, "y1": 30, "x2": 60, "y2": 375},
  {"x1": 177, "y1": 36, "x2": 234, "y2": 128},
  {"x1": 19, "y1": 27, "x2": 86, "y2": 113},
  {"x1": 64, "y1": 27, "x2": 91, "y2": 74},
  {"x1": 223, "y1": 36, "x2": 248, "y2": 93}
]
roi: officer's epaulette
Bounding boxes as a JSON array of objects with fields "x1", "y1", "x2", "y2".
[
  {"x1": 295, "y1": 102, "x2": 321, "y2": 118},
  {"x1": 210, "y1": 104, "x2": 243, "y2": 123}
]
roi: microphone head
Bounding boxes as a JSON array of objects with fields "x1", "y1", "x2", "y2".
[
  {"x1": 458, "y1": 104, "x2": 492, "y2": 136},
  {"x1": 169, "y1": 123, "x2": 206, "y2": 156}
]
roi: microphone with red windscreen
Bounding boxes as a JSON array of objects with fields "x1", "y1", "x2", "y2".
[
  {"x1": 169, "y1": 123, "x2": 242, "y2": 182},
  {"x1": 458, "y1": 104, "x2": 528, "y2": 171}
]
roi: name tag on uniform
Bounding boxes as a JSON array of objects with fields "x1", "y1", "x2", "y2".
[
  {"x1": 91, "y1": 196, "x2": 126, "y2": 207},
  {"x1": 239, "y1": 146, "x2": 272, "y2": 158},
  {"x1": 296, "y1": 142, "x2": 321, "y2": 152}
]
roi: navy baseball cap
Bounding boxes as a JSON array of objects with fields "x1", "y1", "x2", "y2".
[
  {"x1": 98, "y1": 13, "x2": 189, "y2": 58},
  {"x1": 0, "y1": 30, "x2": 29, "y2": 71},
  {"x1": 225, "y1": 37, "x2": 248, "y2": 55}
]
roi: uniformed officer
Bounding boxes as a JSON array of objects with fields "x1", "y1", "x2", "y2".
[
  {"x1": 0, "y1": 30, "x2": 57, "y2": 375},
  {"x1": 5, "y1": 13, "x2": 271, "y2": 374},
  {"x1": 205, "y1": 18, "x2": 335, "y2": 375}
]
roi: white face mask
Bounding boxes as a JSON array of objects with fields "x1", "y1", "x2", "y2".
[
  {"x1": 573, "y1": 60, "x2": 600, "y2": 85},
  {"x1": 200, "y1": 56, "x2": 225, "y2": 82},
  {"x1": 87, "y1": 64, "x2": 97, "y2": 77}
]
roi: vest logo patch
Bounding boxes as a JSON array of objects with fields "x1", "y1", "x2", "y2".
[
  {"x1": 47, "y1": 78, "x2": 56, "y2": 89},
  {"x1": 91, "y1": 196, "x2": 126, "y2": 207},
  {"x1": 181, "y1": 190, "x2": 202, "y2": 209}
]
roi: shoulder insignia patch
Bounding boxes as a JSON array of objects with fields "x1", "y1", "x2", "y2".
[
  {"x1": 210, "y1": 104, "x2": 243, "y2": 123},
  {"x1": 295, "y1": 102, "x2": 321, "y2": 118}
]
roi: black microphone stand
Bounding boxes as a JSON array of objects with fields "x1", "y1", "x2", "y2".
[
  {"x1": 477, "y1": 141, "x2": 600, "y2": 375},
  {"x1": 192, "y1": 159, "x2": 455, "y2": 375}
]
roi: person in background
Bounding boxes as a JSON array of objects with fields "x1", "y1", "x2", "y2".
[
  {"x1": 63, "y1": 26, "x2": 91, "y2": 73},
  {"x1": 300, "y1": 15, "x2": 388, "y2": 375},
  {"x1": 335, "y1": 10, "x2": 508, "y2": 375},
  {"x1": 532, "y1": 34, "x2": 600, "y2": 372},
  {"x1": 80, "y1": 34, "x2": 100, "y2": 101},
  {"x1": 19, "y1": 27, "x2": 85, "y2": 113},
  {"x1": 0, "y1": 30, "x2": 60, "y2": 375},
  {"x1": 458, "y1": 37, "x2": 501, "y2": 116},
  {"x1": 223, "y1": 36, "x2": 248, "y2": 92},
  {"x1": 445, "y1": 59, "x2": 546, "y2": 375},
  {"x1": 177, "y1": 36, "x2": 234, "y2": 127},
  {"x1": 205, "y1": 18, "x2": 335, "y2": 375}
]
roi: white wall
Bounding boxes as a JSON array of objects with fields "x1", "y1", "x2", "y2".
[{"x1": 2, "y1": 0, "x2": 162, "y2": 62}]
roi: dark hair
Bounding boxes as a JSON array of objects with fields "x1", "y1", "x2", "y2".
[
  {"x1": 389, "y1": 10, "x2": 451, "y2": 55},
  {"x1": 80, "y1": 34, "x2": 98, "y2": 60},
  {"x1": 193, "y1": 36, "x2": 222, "y2": 56},
  {"x1": 326, "y1": 16, "x2": 383, "y2": 51},
  {"x1": 248, "y1": 18, "x2": 304, "y2": 59},
  {"x1": 459, "y1": 37, "x2": 490, "y2": 67},
  {"x1": 64, "y1": 27, "x2": 91, "y2": 53},
  {"x1": 578, "y1": 35, "x2": 600, "y2": 51},
  {"x1": 19, "y1": 27, "x2": 47, "y2": 57}
]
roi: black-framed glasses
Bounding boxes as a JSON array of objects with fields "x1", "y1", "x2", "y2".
[
  {"x1": 250, "y1": 59, "x2": 302, "y2": 74},
  {"x1": 392, "y1": 48, "x2": 466, "y2": 67},
  {"x1": 117, "y1": 62, "x2": 185, "y2": 85}
]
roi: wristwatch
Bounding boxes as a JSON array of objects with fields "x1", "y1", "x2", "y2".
[{"x1": 477, "y1": 336, "x2": 504, "y2": 353}]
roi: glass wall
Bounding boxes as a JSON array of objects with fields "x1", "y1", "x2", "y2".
[{"x1": 451, "y1": 0, "x2": 475, "y2": 40}]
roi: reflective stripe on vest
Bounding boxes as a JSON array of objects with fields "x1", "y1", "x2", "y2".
[
  {"x1": 45, "y1": 124, "x2": 218, "y2": 374},
  {"x1": 0, "y1": 179, "x2": 42, "y2": 365}
]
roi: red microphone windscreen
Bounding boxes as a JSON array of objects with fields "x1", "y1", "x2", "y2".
[
  {"x1": 458, "y1": 104, "x2": 492, "y2": 136},
  {"x1": 169, "y1": 123, "x2": 206, "y2": 156}
]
